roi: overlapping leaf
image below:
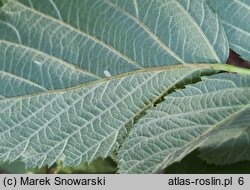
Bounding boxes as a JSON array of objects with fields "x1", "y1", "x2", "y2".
[
  {"x1": 207, "y1": 0, "x2": 250, "y2": 61},
  {"x1": 118, "y1": 73, "x2": 250, "y2": 173},
  {"x1": 199, "y1": 105, "x2": 250, "y2": 165}
]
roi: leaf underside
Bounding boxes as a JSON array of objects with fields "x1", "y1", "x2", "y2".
[
  {"x1": 0, "y1": 0, "x2": 231, "y2": 168},
  {"x1": 0, "y1": 0, "x2": 228, "y2": 99},
  {"x1": 118, "y1": 73, "x2": 250, "y2": 174},
  {"x1": 206, "y1": 0, "x2": 250, "y2": 61},
  {"x1": 199, "y1": 103, "x2": 250, "y2": 165},
  {"x1": 1, "y1": 67, "x2": 216, "y2": 167},
  {"x1": 1, "y1": 0, "x2": 249, "y2": 172}
]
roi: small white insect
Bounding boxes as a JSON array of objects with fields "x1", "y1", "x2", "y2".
[
  {"x1": 34, "y1": 59, "x2": 44, "y2": 66},
  {"x1": 104, "y1": 70, "x2": 112, "y2": 77}
]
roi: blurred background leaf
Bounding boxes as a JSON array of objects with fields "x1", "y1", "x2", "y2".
[
  {"x1": 55, "y1": 157, "x2": 117, "y2": 174},
  {"x1": 165, "y1": 150, "x2": 250, "y2": 174},
  {"x1": 0, "y1": 160, "x2": 25, "y2": 174}
]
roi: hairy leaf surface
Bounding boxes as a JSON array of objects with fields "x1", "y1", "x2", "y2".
[
  {"x1": 0, "y1": 0, "x2": 232, "y2": 168},
  {"x1": 199, "y1": 107, "x2": 250, "y2": 165},
  {"x1": 206, "y1": 0, "x2": 250, "y2": 61},
  {"x1": 0, "y1": 67, "x2": 214, "y2": 167},
  {"x1": 118, "y1": 73, "x2": 250, "y2": 173},
  {"x1": 0, "y1": 0, "x2": 228, "y2": 99}
]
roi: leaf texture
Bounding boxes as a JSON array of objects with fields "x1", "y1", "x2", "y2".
[
  {"x1": 0, "y1": 0, "x2": 228, "y2": 98},
  {"x1": 199, "y1": 107, "x2": 250, "y2": 165},
  {"x1": 0, "y1": 67, "x2": 213, "y2": 167},
  {"x1": 118, "y1": 73, "x2": 250, "y2": 173},
  {"x1": 206, "y1": 0, "x2": 250, "y2": 61}
]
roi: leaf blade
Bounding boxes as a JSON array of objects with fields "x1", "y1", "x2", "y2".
[
  {"x1": 118, "y1": 73, "x2": 250, "y2": 173},
  {"x1": 0, "y1": 0, "x2": 228, "y2": 98},
  {"x1": 199, "y1": 105, "x2": 250, "y2": 165},
  {"x1": 0, "y1": 66, "x2": 213, "y2": 167},
  {"x1": 0, "y1": 0, "x2": 231, "y2": 168},
  {"x1": 206, "y1": 0, "x2": 250, "y2": 61}
]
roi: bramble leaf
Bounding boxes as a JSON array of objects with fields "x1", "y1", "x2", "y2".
[
  {"x1": 118, "y1": 73, "x2": 250, "y2": 173},
  {"x1": 0, "y1": 0, "x2": 229, "y2": 168},
  {"x1": 0, "y1": 0, "x2": 228, "y2": 99},
  {"x1": 0, "y1": 66, "x2": 214, "y2": 167},
  {"x1": 206, "y1": 0, "x2": 250, "y2": 61}
]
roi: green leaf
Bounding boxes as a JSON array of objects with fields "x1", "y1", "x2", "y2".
[
  {"x1": 118, "y1": 73, "x2": 250, "y2": 173},
  {"x1": 206, "y1": 0, "x2": 250, "y2": 61},
  {"x1": 199, "y1": 108, "x2": 250, "y2": 165},
  {"x1": 0, "y1": 0, "x2": 228, "y2": 99},
  {"x1": 165, "y1": 150, "x2": 250, "y2": 174},
  {"x1": 0, "y1": 66, "x2": 214, "y2": 167},
  {"x1": 0, "y1": 0, "x2": 230, "y2": 169},
  {"x1": 55, "y1": 157, "x2": 117, "y2": 174},
  {"x1": 0, "y1": 160, "x2": 25, "y2": 173}
]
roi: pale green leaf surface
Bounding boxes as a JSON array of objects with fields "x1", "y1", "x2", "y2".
[
  {"x1": 15, "y1": 0, "x2": 228, "y2": 65},
  {"x1": 0, "y1": 42, "x2": 99, "y2": 97},
  {"x1": 118, "y1": 73, "x2": 250, "y2": 173},
  {"x1": 199, "y1": 107, "x2": 250, "y2": 165},
  {"x1": 206, "y1": 0, "x2": 250, "y2": 60},
  {"x1": 0, "y1": 0, "x2": 228, "y2": 98},
  {"x1": 0, "y1": 67, "x2": 212, "y2": 167}
]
